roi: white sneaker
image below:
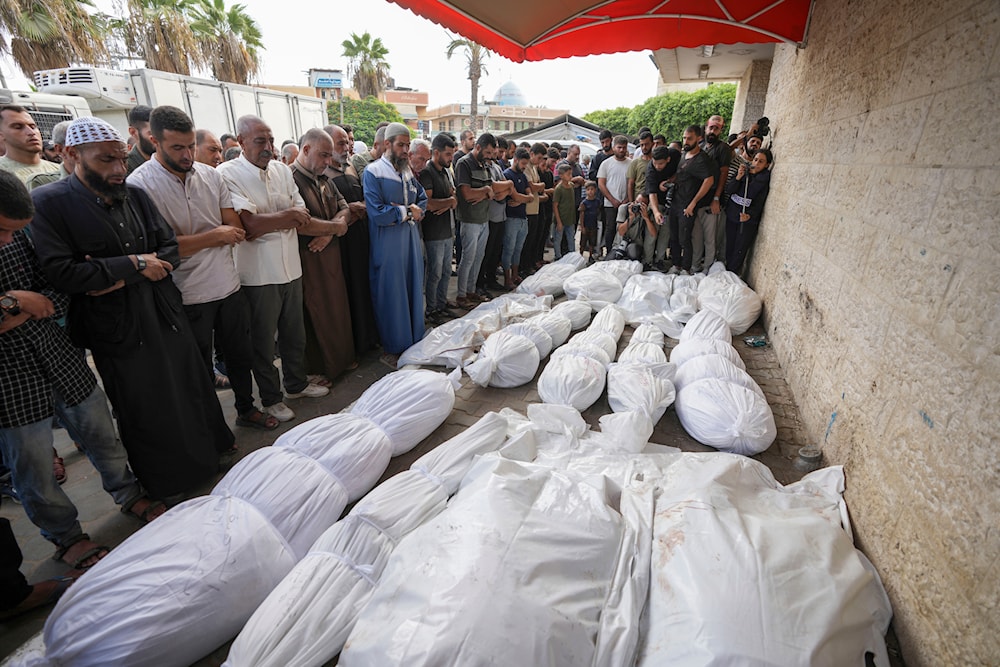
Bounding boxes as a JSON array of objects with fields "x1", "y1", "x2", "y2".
[
  {"x1": 264, "y1": 401, "x2": 295, "y2": 422},
  {"x1": 667, "y1": 266, "x2": 680, "y2": 275},
  {"x1": 679, "y1": 269, "x2": 690, "y2": 276},
  {"x1": 286, "y1": 383, "x2": 330, "y2": 399}
]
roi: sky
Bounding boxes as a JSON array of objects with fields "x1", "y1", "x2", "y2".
[{"x1": 0, "y1": 0, "x2": 661, "y2": 117}]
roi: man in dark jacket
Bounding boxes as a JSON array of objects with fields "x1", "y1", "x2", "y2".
[{"x1": 724, "y1": 149, "x2": 773, "y2": 275}]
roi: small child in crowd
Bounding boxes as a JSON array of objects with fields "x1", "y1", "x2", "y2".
[
  {"x1": 551, "y1": 164, "x2": 577, "y2": 260},
  {"x1": 578, "y1": 181, "x2": 602, "y2": 262}
]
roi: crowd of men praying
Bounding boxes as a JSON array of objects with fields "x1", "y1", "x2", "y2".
[{"x1": 0, "y1": 103, "x2": 771, "y2": 617}]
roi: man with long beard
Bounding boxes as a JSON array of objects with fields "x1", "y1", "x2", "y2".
[
  {"x1": 30, "y1": 117, "x2": 235, "y2": 501},
  {"x1": 362, "y1": 122, "x2": 427, "y2": 366}
]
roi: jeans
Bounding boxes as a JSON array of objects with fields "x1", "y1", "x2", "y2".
[
  {"x1": 184, "y1": 289, "x2": 255, "y2": 415},
  {"x1": 553, "y1": 223, "x2": 576, "y2": 259},
  {"x1": 0, "y1": 386, "x2": 143, "y2": 546},
  {"x1": 242, "y1": 278, "x2": 308, "y2": 407},
  {"x1": 691, "y1": 206, "x2": 722, "y2": 273},
  {"x1": 457, "y1": 221, "x2": 489, "y2": 297},
  {"x1": 424, "y1": 238, "x2": 452, "y2": 310},
  {"x1": 477, "y1": 219, "x2": 506, "y2": 289},
  {"x1": 502, "y1": 217, "x2": 528, "y2": 270}
]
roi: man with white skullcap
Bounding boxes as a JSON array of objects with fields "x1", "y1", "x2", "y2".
[
  {"x1": 351, "y1": 122, "x2": 388, "y2": 177},
  {"x1": 362, "y1": 121, "x2": 427, "y2": 365},
  {"x1": 30, "y1": 116, "x2": 235, "y2": 502}
]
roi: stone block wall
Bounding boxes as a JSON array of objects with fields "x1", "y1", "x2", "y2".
[
  {"x1": 730, "y1": 59, "x2": 772, "y2": 134},
  {"x1": 747, "y1": 0, "x2": 999, "y2": 664}
]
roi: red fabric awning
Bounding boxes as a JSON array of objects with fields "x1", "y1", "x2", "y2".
[{"x1": 388, "y1": 0, "x2": 814, "y2": 62}]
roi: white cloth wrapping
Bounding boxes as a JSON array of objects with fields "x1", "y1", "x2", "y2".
[
  {"x1": 551, "y1": 299, "x2": 594, "y2": 330},
  {"x1": 212, "y1": 447, "x2": 358, "y2": 559},
  {"x1": 551, "y1": 341, "x2": 613, "y2": 367},
  {"x1": 673, "y1": 353, "x2": 764, "y2": 397},
  {"x1": 568, "y1": 330, "x2": 620, "y2": 360},
  {"x1": 464, "y1": 330, "x2": 540, "y2": 388},
  {"x1": 562, "y1": 267, "x2": 625, "y2": 308},
  {"x1": 588, "y1": 258, "x2": 643, "y2": 284},
  {"x1": 397, "y1": 316, "x2": 493, "y2": 368},
  {"x1": 607, "y1": 363, "x2": 676, "y2": 422},
  {"x1": 617, "y1": 341, "x2": 667, "y2": 365},
  {"x1": 669, "y1": 337, "x2": 747, "y2": 371},
  {"x1": 516, "y1": 261, "x2": 579, "y2": 297},
  {"x1": 26, "y1": 496, "x2": 298, "y2": 667},
  {"x1": 504, "y1": 321, "x2": 553, "y2": 358},
  {"x1": 222, "y1": 413, "x2": 510, "y2": 667},
  {"x1": 679, "y1": 308, "x2": 733, "y2": 343},
  {"x1": 696, "y1": 268, "x2": 746, "y2": 299},
  {"x1": 698, "y1": 282, "x2": 764, "y2": 335},
  {"x1": 587, "y1": 303, "x2": 626, "y2": 339},
  {"x1": 616, "y1": 272, "x2": 684, "y2": 337},
  {"x1": 525, "y1": 312, "x2": 573, "y2": 347},
  {"x1": 674, "y1": 378, "x2": 776, "y2": 455},
  {"x1": 349, "y1": 369, "x2": 458, "y2": 455},
  {"x1": 668, "y1": 286, "x2": 699, "y2": 324},
  {"x1": 339, "y1": 457, "x2": 637, "y2": 667},
  {"x1": 537, "y1": 353, "x2": 607, "y2": 411},
  {"x1": 472, "y1": 292, "x2": 553, "y2": 323},
  {"x1": 634, "y1": 456, "x2": 892, "y2": 667},
  {"x1": 554, "y1": 250, "x2": 589, "y2": 270},
  {"x1": 629, "y1": 322, "x2": 665, "y2": 346}
]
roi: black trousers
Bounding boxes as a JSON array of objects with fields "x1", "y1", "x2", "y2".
[
  {"x1": 183, "y1": 289, "x2": 255, "y2": 416},
  {"x1": 0, "y1": 518, "x2": 31, "y2": 610},
  {"x1": 478, "y1": 219, "x2": 506, "y2": 289}
]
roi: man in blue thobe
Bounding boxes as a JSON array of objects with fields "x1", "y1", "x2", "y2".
[{"x1": 363, "y1": 122, "x2": 428, "y2": 359}]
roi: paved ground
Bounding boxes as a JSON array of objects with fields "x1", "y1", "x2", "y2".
[{"x1": 0, "y1": 262, "x2": 900, "y2": 665}]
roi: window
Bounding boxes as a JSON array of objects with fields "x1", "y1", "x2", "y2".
[{"x1": 505, "y1": 121, "x2": 510, "y2": 131}]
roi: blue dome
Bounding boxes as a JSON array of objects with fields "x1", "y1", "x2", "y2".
[{"x1": 494, "y1": 80, "x2": 528, "y2": 106}]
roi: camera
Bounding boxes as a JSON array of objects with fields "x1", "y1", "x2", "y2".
[
  {"x1": 630, "y1": 202, "x2": 642, "y2": 215},
  {"x1": 755, "y1": 116, "x2": 770, "y2": 137}
]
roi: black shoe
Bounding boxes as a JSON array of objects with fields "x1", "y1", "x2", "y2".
[
  {"x1": 476, "y1": 288, "x2": 493, "y2": 302},
  {"x1": 485, "y1": 281, "x2": 509, "y2": 293}
]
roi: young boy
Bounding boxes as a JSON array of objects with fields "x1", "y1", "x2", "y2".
[
  {"x1": 552, "y1": 164, "x2": 577, "y2": 260},
  {"x1": 578, "y1": 181, "x2": 602, "y2": 262}
]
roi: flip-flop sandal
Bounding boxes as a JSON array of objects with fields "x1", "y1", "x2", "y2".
[
  {"x1": 0, "y1": 575, "x2": 77, "y2": 620},
  {"x1": 379, "y1": 353, "x2": 399, "y2": 369},
  {"x1": 235, "y1": 409, "x2": 279, "y2": 431},
  {"x1": 122, "y1": 498, "x2": 167, "y2": 524},
  {"x1": 214, "y1": 372, "x2": 231, "y2": 389},
  {"x1": 52, "y1": 455, "x2": 67, "y2": 485},
  {"x1": 53, "y1": 537, "x2": 110, "y2": 570}
]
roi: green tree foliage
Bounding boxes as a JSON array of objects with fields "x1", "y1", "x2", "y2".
[
  {"x1": 0, "y1": 0, "x2": 110, "y2": 76},
  {"x1": 584, "y1": 84, "x2": 738, "y2": 142},
  {"x1": 330, "y1": 96, "x2": 404, "y2": 145},
  {"x1": 445, "y1": 36, "x2": 489, "y2": 132},
  {"x1": 581, "y1": 106, "x2": 632, "y2": 136},
  {"x1": 341, "y1": 31, "x2": 390, "y2": 99},
  {"x1": 188, "y1": 0, "x2": 263, "y2": 85}
]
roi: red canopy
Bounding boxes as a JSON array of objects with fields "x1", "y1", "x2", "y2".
[{"x1": 388, "y1": 0, "x2": 814, "y2": 62}]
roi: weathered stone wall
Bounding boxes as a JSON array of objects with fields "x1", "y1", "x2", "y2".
[
  {"x1": 730, "y1": 59, "x2": 771, "y2": 134},
  {"x1": 748, "y1": 0, "x2": 999, "y2": 664}
]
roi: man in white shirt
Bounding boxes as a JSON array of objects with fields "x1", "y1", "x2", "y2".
[
  {"x1": 130, "y1": 106, "x2": 279, "y2": 431},
  {"x1": 217, "y1": 115, "x2": 330, "y2": 423},
  {"x1": 596, "y1": 135, "x2": 632, "y2": 257}
]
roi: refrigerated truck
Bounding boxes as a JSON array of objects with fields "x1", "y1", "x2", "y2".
[
  {"x1": 33, "y1": 66, "x2": 328, "y2": 143},
  {"x1": 0, "y1": 88, "x2": 92, "y2": 140}
]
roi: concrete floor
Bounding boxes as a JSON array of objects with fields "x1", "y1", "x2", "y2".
[{"x1": 0, "y1": 259, "x2": 902, "y2": 666}]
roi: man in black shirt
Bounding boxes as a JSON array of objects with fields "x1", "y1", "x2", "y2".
[
  {"x1": 419, "y1": 133, "x2": 458, "y2": 324},
  {"x1": 587, "y1": 129, "x2": 614, "y2": 257},
  {"x1": 668, "y1": 125, "x2": 716, "y2": 274},
  {"x1": 645, "y1": 145, "x2": 682, "y2": 267}
]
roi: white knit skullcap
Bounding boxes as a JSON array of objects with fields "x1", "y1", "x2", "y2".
[
  {"x1": 64, "y1": 117, "x2": 125, "y2": 147},
  {"x1": 385, "y1": 122, "x2": 410, "y2": 140}
]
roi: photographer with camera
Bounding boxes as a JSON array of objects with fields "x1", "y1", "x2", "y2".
[
  {"x1": 724, "y1": 148, "x2": 773, "y2": 276},
  {"x1": 609, "y1": 199, "x2": 651, "y2": 263}
]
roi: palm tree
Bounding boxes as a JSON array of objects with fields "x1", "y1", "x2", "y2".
[
  {"x1": 446, "y1": 36, "x2": 489, "y2": 133},
  {"x1": 121, "y1": 0, "x2": 203, "y2": 75},
  {"x1": 188, "y1": 0, "x2": 262, "y2": 84},
  {"x1": 341, "y1": 31, "x2": 389, "y2": 99},
  {"x1": 0, "y1": 0, "x2": 110, "y2": 77}
]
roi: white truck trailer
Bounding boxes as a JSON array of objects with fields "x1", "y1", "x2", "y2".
[
  {"x1": 33, "y1": 66, "x2": 328, "y2": 143},
  {"x1": 0, "y1": 88, "x2": 92, "y2": 140}
]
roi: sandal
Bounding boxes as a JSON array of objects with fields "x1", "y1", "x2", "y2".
[
  {"x1": 306, "y1": 374, "x2": 333, "y2": 388},
  {"x1": 122, "y1": 497, "x2": 167, "y2": 524},
  {"x1": 0, "y1": 574, "x2": 79, "y2": 620},
  {"x1": 235, "y1": 408, "x2": 279, "y2": 431},
  {"x1": 53, "y1": 535, "x2": 110, "y2": 570},
  {"x1": 214, "y1": 371, "x2": 231, "y2": 389},
  {"x1": 52, "y1": 454, "x2": 67, "y2": 486},
  {"x1": 379, "y1": 353, "x2": 400, "y2": 369}
]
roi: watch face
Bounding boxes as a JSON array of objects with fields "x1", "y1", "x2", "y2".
[{"x1": 0, "y1": 295, "x2": 15, "y2": 309}]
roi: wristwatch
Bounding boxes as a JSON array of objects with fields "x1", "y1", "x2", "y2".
[
  {"x1": 0, "y1": 293, "x2": 20, "y2": 316},
  {"x1": 135, "y1": 255, "x2": 147, "y2": 271}
]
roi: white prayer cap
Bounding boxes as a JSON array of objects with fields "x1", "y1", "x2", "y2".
[
  {"x1": 64, "y1": 117, "x2": 125, "y2": 147},
  {"x1": 385, "y1": 122, "x2": 410, "y2": 140},
  {"x1": 353, "y1": 140, "x2": 367, "y2": 154}
]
